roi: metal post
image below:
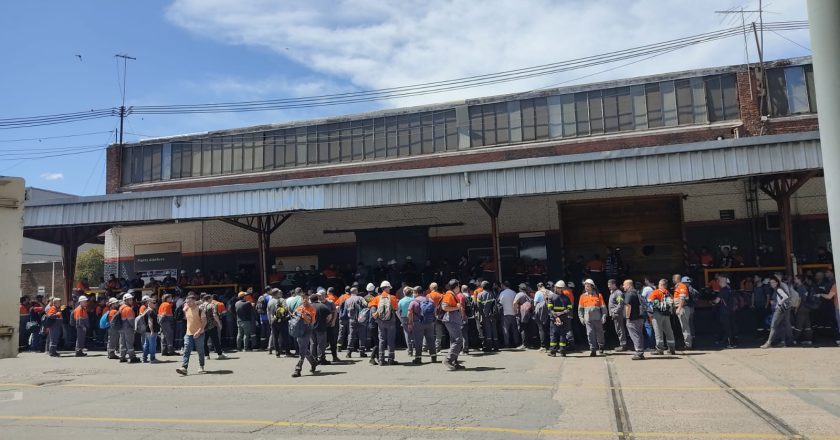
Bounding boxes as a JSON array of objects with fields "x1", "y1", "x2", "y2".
[
  {"x1": 50, "y1": 261, "x2": 55, "y2": 297},
  {"x1": 808, "y1": 0, "x2": 840, "y2": 270}
]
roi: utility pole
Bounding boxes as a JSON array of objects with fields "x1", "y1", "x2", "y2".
[{"x1": 115, "y1": 54, "x2": 136, "y2": 145}]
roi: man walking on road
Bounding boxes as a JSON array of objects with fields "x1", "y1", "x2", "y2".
[{"x1": 177, "y1": 294, "x2": 207, "y2": 375}]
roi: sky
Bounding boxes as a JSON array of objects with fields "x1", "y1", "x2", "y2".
[{"x1": 0, "y1": 0, "x2": 811, "y2": 195}]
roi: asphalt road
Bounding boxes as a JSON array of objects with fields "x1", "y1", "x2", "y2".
[{"x1": 1, "y1": 345, "x2": 840, "y2": 439}]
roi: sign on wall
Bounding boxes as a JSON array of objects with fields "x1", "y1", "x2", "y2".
[
  {"x1": 274, "y1": 255, "x2": 319, "y2": 272},
  {"x1": 134, "y1": 242, "x2": 182, "y2": 272}
]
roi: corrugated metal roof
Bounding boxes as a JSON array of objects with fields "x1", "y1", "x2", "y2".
[{"x1": 24, "y1": 131, "x2": 822, "y2": 228}]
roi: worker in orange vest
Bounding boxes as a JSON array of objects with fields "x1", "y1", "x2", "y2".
[
  {"x1": 72, "y1": 296, "x2": 89, "y2": 357},
  {"x1": 105, "y1": 298, "x2": 120, "y2": 359},
  {"x1": 45, "y1": 297, "x2": 64, "y2": 357},
  {"x1": 119, "y1": 293, "x2": 140, "y2": 363},
  {"x1": 578, "y1": 279, "x2": 607, "y2": 357}
]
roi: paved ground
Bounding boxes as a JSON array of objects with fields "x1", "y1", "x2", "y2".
[{"x1": 1, "y1": 345, "x2": 840, "y2": 440}]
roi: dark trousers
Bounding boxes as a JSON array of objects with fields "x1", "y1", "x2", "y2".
[
  {"x1": 518, "y1": 318, "x2": 534, "y2": 347},
  {"x1": 549, "y1": 321, "x2": 568, "y2": 354},
  {"x1": 204, "y1": 326, "x2": 223, "y2": 356},
  {"x1": 270, "y1": 321, "x2": 287, "y2": 354},
  {"x1": 326, "y1": 325, "x2": 338, "y2": 359},
  {"x1": 537, "y1": 321, "x2": 548, "y2": 349},
  {"x1": 480, "y1": 316, "x2": 498, "y2": 350}
]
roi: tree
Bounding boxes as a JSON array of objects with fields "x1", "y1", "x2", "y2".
[{"x1": 75, "y1": 248, "x2": 104, "y2": 284}]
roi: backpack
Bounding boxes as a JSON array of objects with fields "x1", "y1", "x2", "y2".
[
  {"x1": 534, "y1": 300, "x2": 549, "y2": 324},
  {"x1": 788, "y1": 288, "x2": 801, "y2": 309},
  {"x1": 463, "y1": 295, "x2": 477, "y2": 319},
  {"x1": 356, "y1": 306, "x2": 371, "y2": 325},
  {"x1": 109, "y1": 311, "x2": 122, "y2": 329},
  {"x1": 376, "y1": 295, "x2": 393, "y2": 321},
  {"x1": 256, "y1": 296, "x2": 267, "y2": 315},
  {"x1": 274, "y1": 304, "x2": 288, "y2": 322},
  {"x1": 658, "y1": 292, "x2": 675, "y2": 315},
  {"x1": 417, "y1": 298, "x2": 437, "y2": 324},
  {"x1": 134, "y1": 310, "x2": 148, "y2": 333},
  {"x1": 347, "y1": 299, "x2": 363, "y2": 321},
  {"x1": 288, "y1": 309, "x2": 311, "y2": 338},
  {"x1": 99, "y1": 312, "x2": 110, "y2": 330},
  {"x1": 520, "y1": 300, "x2": 534, "y2": 323}
]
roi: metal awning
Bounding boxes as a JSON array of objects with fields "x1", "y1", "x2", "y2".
[{"x1": 24, "y1": 131, "x2": 822, "y2": 229}]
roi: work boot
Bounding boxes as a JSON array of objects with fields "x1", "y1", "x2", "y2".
[
  {"x1": 614, "y1": 346, "x2": 626, "y2": 352},
  {"x1": 320, "y1": 359, "x2": 332, "y2": 365},
  {"x1": 49, "y1": 352, "x2": 60, "y2": 358},
  {"x1": 668, "y1": 346, "x2": 676, "y2": 355},
  {"x1": 332, "y1": 355, "x2": 340, "y2": 363},
  {"x1": 129, "y1": 357, "x2": 141, "y2": 364},
  {"x1": 75, "y1": 351, "x2": 87, "y2": 357},
  {"x1": 176, "y1": 367, "x2": 188, "y2": 376},
  {"x1": 217, "y1": 354, "x2": 228, "y2": 360},
  {"x1": 291, "y1": 370, "x2": 301, "y2": 378},
  {"x1": 598, "y1": 345, "x2": 605, "y2": 355},
  {"x1": 443, "y1": 360, "x2": 457, "y2": 371},
  {"x1": 412, "y1": 357, "x2": 422, "y2": 365},
  {"x1": 310, "y1": 364, "x2": 318, "y2": 374},
  {"x1": 388, "y1": 359, "x2": 399, "y2": 365},
  {"x1": 654, "y1": 349, "x2": 664, "y2": 355},
  {"x1": 548, "y1": 351, "x2": 556, "y2": 357},
  {"x1": 560, "y1": 350, "x2": 567, "y2": 357},
  {"x1": 589, "y1": 350, "x2": 597, "y2": 357},
  {"x1": 369, "y1": 357, "x2": 378, "y2": 365},
  {"x1": 119, "y1": 358, "x2": 127, "y2": 363},
  {"x1": 631, "y1": 354, "x2": 645, "y2": 360},
  {"x1": 359, "y1": 352, "x2": 368, "y2": 358},
  {"x1": 107, "y1": 354, "x2": 119, "y2": 360},
  {"x1": 431, "y1": 356, "x2": 438, "y2": 363},
  {"x1": 346, "y1": 352, "x2": 352, "y2": 358}
]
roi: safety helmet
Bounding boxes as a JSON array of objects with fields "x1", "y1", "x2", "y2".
[
  {"x1": 380, "y1": 281, "x2": 392, "y2": 289},
  {"x1": 123, "y1": 293, "x2": 134, "y2": 300},
  {"x1": 78, "y1": 295, "x2": 88, "y2": 302},
  {"x1": 366, "y1": 283, "x2": 375, "y2": 292},
  {"x1": 554, "y1": 281, "x2": 566, "y2": 288}
]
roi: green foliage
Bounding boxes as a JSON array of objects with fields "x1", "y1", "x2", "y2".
[{"x1": 75, "y1": 248, "x2": 104, "y2": 284}]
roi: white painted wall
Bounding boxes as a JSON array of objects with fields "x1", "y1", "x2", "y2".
[{"x1": 0, "y1": 177, "x2": 25, "y2": 359}]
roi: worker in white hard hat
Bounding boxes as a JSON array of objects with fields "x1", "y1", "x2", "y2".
[
  {"x1": 546, "y1": 281, "x2": 572, "y2": 357},
  {"x1": 369, "y1": 280, "x2": 398, "y2": 365},
  {"x1": 72, "y1": 295, "x2": 89, "y2": 357},
  {"x1": 119, "y1": 292, "x2": 140, "y2": 363},
  {"x1": 105, "y1": 297, "x2": 121, "y2": 359},
  {"x1": 579, "y1": 279, "x2": 607, "y2": 357}
]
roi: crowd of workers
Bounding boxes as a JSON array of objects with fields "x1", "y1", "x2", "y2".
[{"x1": 18, "y1": 258, "x2": 839, "y2": 377}]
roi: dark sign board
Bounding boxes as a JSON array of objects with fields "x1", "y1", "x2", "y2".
[{"x1": 134, "y1": 252, "x2": 182, "y2": 272}]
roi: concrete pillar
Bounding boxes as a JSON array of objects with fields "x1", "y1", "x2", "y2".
[
  {"x1": 0, "y1": 177, "x2": 25, "y2": 359},
  {"x1": 808, "y1": 0, "x2": 840, "y2": 270}
]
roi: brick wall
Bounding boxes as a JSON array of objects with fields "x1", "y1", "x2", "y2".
[
  {"x1": 736, "y1": 68, "x2": 819, "y2": 137},
  {"x1": 20, "y1": 262, "x2": 64, "y2": 298},
  {"x1": 105, "y1": 145, "x2": 121, "y2": 194}
]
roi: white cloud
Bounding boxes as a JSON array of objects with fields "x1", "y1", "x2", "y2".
[
  {"x1": 40, "y1": 172, "x2": 64, "y2": 181},
  {"x1": 165, "y1": 0, "x2": 810, "y2": 108}
]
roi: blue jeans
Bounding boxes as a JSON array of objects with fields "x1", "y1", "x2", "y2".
[
  {"x1": 182, "y1": 333, "x2": 205, "y2": 369},
  {"x1": 143, "y1": 333, "x2": 157, "y2": 361}
]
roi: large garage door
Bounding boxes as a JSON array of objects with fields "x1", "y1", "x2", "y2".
[{"x1": 560, "y1": 196, "x2": 684, "y2": 279}]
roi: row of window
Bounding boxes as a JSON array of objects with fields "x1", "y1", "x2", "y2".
[
  {"x1": 765, "y1": 65, "x2": 817, "y2": 117},
  {"x1": 468, "y1": 74, "x2": 739, "y2": 148},
  {"x1": 121, "y1": 66, "x2": 816, "y2": 186}
]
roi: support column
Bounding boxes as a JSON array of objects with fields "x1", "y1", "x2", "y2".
[
  {"x1": 221, "y1": 214, "x2": 291, "y2": 291},
  {"x1": 759, "y1": 172, "x2": 817, "y2": 274},
  {"x1": 477, "y1": 198, "x2": 503, "y2": 282},
  {"x1": 808, "y1": 1, "x2": 840, "y2": 271},
  {"x1": 24, "y1": 225, "x2": 111, "y2": 302}
]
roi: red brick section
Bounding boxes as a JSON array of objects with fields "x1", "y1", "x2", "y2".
[
  {"x1": 106, "y1": 145, "x2": 121, "y2": 194},
  {"x1": 105, "y1": 68, "x2": 818, "y2": 194},
  {"x1": 736, "y1": 68, "x2": 819, "y2": 136}
]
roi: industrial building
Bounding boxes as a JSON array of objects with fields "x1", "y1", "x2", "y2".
[{"x1": 22, "y1": 56, "x2": 830, "y2": 296}]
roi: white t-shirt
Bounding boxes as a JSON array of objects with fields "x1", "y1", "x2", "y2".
[{"x1": 498, "y1": 288, "x2": 516, "y2": 316}]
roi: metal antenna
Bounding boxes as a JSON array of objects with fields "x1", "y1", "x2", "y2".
[{"x1": 115, "y1": 54, "x2": 136, "y2": 145}]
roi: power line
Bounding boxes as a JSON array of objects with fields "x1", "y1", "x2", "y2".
[
  {"x1": 0, "y1": 21, "x2": 809, "y2": 129},
  {"x1": 767, "y1": 28, "x2": 811, "y2": 52},
  {"x1": 128, "y1": 21, "x2": 808, "y2": 116},
  {"x1": 0, "y1": 131, "x2": 113, "y2": 143}
]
